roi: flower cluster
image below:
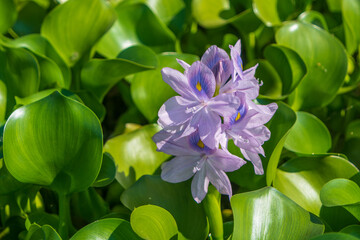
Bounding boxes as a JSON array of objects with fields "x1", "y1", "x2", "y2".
[{"x1": 153, "y1": 40, "x2": 278, "y2": 203}]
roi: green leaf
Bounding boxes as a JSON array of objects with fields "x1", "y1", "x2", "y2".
[
  {"x1": 264, "y1": 44, "x2": 306, "y2": 95},
  {"x1": 96, "y1": 2, "x2": 175, "y2": 59},
  {"x1": 92, "y1": 153, "x2": 116, "y2": 188},
  {"x1": 130, "y1": 205, "x2": 178, "y2": 240},
  {"x1": 311, "y1": 233, "x2": 360, "y2": 240},
  {"x1": 320, "y1": 178, "x2": 360, "y2": 221},
  {"x1": 41, "y1": 0, "x2": 116, "y2": 66},
  {"x1": 276, "y1": 22, "x2": 348, "y2": 110},
  {"x1": 121, "y1": 175, "x2": 209, "y2": 240},
  {"x1": 321, "y1": 178, "x2": 360, "y2": 207},
  {"x1": 274, "y1": 155, "x2": 359, "y2": 215},
  {"x1": 131, "y1": 53, "x2": 198, "y2": 122},
  {"x1": 0, "y1": 0, "x2": 17, "y2": 34},
  {"x1": 3, "y1": 91, "x2": 103, "y2": 194},
  {"x1": 70, "y1": 218, "x2": 141, "y2": 240},
  {"x1": 298, "y1": 11, "x2": 328, "y2": 30},
  {"x1": 25, "y1": 224, "x2": 62, "y2": 240},
  {"x1": 104, "y1": 124, "x2": 169, "y2": 189},
  {"x1": 231, "y1": 187, "x2": 324, "y2": 239},
  {"x1": 191, "y1": 0, "x2": 230, "y2": 28},
  {"x1": 0, "y1": 47, "x2": 40, "y2": 98},
  {"x1": 340, "y1": 225, "x2": 360, "y2": 238},
  {"x1": 284, "y1": 112, "x2": 331, "y2": 154},
  {"x1": 0, "y1": 80, "x2": 7, "y2": 124},
  {"x1": 26, "y1": 212, "x2": 59, "y2": 230},
  {"x1": 342, "y1": 0, "x2": 360, "y2": 55},
  {"x1": 0, "y1": 159, "x2": 28, "y2": 195},
  {"x1": 81, "y1": 45, "x2": 157, "y2": 101},
  {"x1": 253, "y1": 0, "x2": 310, "y2": 26}
]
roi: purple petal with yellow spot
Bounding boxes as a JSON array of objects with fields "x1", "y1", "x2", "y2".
[
  {"x1": 161, "y1": 67, "x2": 195, "y2": 99},
  {"x1": 186, "y1": 61, "x2": 216, "y2": 100}
]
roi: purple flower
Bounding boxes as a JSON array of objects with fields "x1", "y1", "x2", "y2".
[
  {"x1": 219, "y1": 93, "x2": 278, "y2": 174},
  {"x1": 158, "y1": 60, "x2": 239, "y2": 149},
  {"x1": 153, "y1": 131, "x2": 246, "y2": 203}
]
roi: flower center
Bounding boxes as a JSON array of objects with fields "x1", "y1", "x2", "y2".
[
  {"x1": 197, "y1": 139, "x2": 205, "y2": 148},
  {"x1": 196, "y1": 81, "x2": 202, "y2": 91},
  {"x1": 235, "y1": 112, "x2": 241, "y2": 122}
]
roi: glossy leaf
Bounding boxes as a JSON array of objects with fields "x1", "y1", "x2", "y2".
[
  {"x1": 131, "y1": 53, "x2": 198, "y2": 122},
  {"x1": 5, "y1": 34, "x2": 71, "y2": 88},
  {"x1": 298, "y1": 11, "x2": 328, "y2": 30},
  {"x1": 96, "y1": 2, "x2": 175, "y2": 59},
  {"x1": 0, "y1": 47, "x2": 40, "y2": 98},
  {"x1": 342, "y1": 0, "x2": 360, "y2": 55},
  {"x1": 92, "y1": 153, "x2": 116, "y2": 188},
  {"x1": 284, "y1": 112, "x2": 331, "y2": 154},
  {"x1": 276, "y1": 22, "x2": 348, "y2": 110},
  {"x1": 0, "y1": 80, "x2": 7, "y2": 124},
  {"x1": 264, "y1": 44, "x2": 306, "y2": 95},
  {"x1": 252, "y1": 60, "x2": 282, "y2": 99},
  {"x1": 253, "y1": 0, "x2": 309, "y2": 26},
  {"x1": 3, "y1": 91, "x2": 103, "y2": 194},
  {"x1": 70, "y1": 218, "x2": 141, "y2": 240},
  {"x1": 320, "y1": 178, "x2": 360, "y2": 221},
  {"x1": 274, "y1": 155, "x2": 359, "y2": 215},
  {"x1": 340, "y1": 225, "x2": 360, "y2": 238},
  {"x1": 104, "y1": 124, "x2": 169, "y2": 189},
  {"x1": 121, "y1": 175, "x2": 209, "y2": 240},
  {"x1": 41, "y1": 0, "x2": 116, "y2": 66},
  {"x1": 192, "y1": 0, "x2": 230, "y2": 28},
  {"x1": 130, "y1": 205, "x2": 178, "y2": 240},
  {"x1": 0, "y1": 0, "x2": 17, "y2": 34},
  {"x1": 231, "y1": 187, "x2": 324, "y2": 239},
  {"x1": 81, "y1": 46, "x2": 157, "y2": 101}
]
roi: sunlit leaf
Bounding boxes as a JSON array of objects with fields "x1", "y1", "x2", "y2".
[
  {"x1": 0, "y1": 0, "x2": 17, "y2": 34},
  {"x1": 231, "y1": 187, "x2": 324, "y2": 239},
  {"x1": 284, "y1": 111, "x2": 331, "y2": 154},
  {"x1": 298, "y1": 11, "x2": 328, "y2": 30},
  {"x1": 342, "y1": 0, "x2": 360, "y2": 55},
  {"x1": 130, "y1": 205, "x2": 178, "y2": 240},
  {"x1": 192, "y1": 0, "x2": 230, "y2": 28}
]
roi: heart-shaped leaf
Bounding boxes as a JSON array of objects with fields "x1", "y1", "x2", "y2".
[
  {"x1": 104, "y1": 124, "x2": 169, "y2": 189},
  {"x1": 96, "y1": 2, "x2": 175, "y2": 59},
  {"x1": 191, "y1": 0, "x2": 230, "y2": 28},
  {"x1": 231, "y1": 187, "x2": 324, "y2": 239},
  {"x1": 70, "y1": 218, "x2": 141, "y2": 240},
  {"x1": 121, "y1": 175, "x2": 209, "y2": 240},
  {"x1": 298, "y1": 11, "x2": 328, "y2": 30},
  {"x1": 92, "y1": 153, "x2": 116, "y2": 188},
  {"x1": 3, "y1": 91, "x2": 103, "y2": 194},
  {"x1": 276, "y1": 22, "x2": 348, "y2": 110},
  {"x1": 130, "y1": 205, "x2": 178, "y2": 240},
  {"x1": 41, "y1": 0, "x2": 116, "y2": 66},
  {"x1": 284, "y1": 111, "x2": 331, "y2": 154},
  {"x1": 130, "y1": 53, "x2": 198, "y2": 122},
  {"x1": 274, "y1": 155, "x2": 359, "y2": 215}
]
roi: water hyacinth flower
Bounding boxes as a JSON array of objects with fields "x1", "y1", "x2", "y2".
[
  {"x1": 153, "y1": 39, "x2": 277, "y2": 202},
  {"x1": 153, "y1": 131, "x2": 246, "y2": 203}
]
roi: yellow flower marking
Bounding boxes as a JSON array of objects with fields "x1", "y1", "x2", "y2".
[
  {"x1": 197, "y1": 139, "x2": 204, "y2": 148},
  {"x1": 235, "y1": 112, "x2": 241, "y2": 121},
  {"x1": 196, "y1": 82, "x2": 202, "y2": 91}
]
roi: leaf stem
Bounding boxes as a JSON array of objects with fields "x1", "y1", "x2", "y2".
[
  {"x1": 203, "y1": 185, "x2": 223, "y2": 240},
  {"x1": 58, "y1": 192, "x2": 73, "y2": 239}
]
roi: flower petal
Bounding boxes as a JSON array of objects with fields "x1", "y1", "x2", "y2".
[
  {"x1": 220, "y1": 78, "x2": 260, "y2": 100},
  {"x1": 230, "y1": 40, "x2": 243, "y2": 78},
  {"x1": 158, "y1": 96, "x2": 197, "y2": 126},
  {"x1": 191, "y1": 167, "x2": 209, "y2": 203},
  {"x1": 208, "y1": 149, "x2": 246, "y2": 172},
  {"x1": 212, "y1": 59, "x2": 233, "y2": 87},
  {"x1": 177, "y1": 59, "x2": 190, "y2": 71},
  {"x1": 161, "y1": 155, "x2": 202, "y2": 183},
  {"x1": 206, "y1": 162, "x2": 232, "y2": 196},
  {"x1": 197, "y1": 108, "x2": 222, "y2": 149},
  {"x1": 186, "y1": 61, "x2": 216, "y2": 100},
  {"x1": 207, "y1": 93, "x2": 240, "y2": 118},
  {"x1": 246, "y1": 101, "x2": 278, "y2": 128},
  {"x1": 201, "y1": 45, "x2": 229, "y2": 70},
  {"x1": 161, "y1": 67, "x2": 195, "y2": 99},
  {"x1": 240, "y1": 149, "x2": 264, "y2": 175}
]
